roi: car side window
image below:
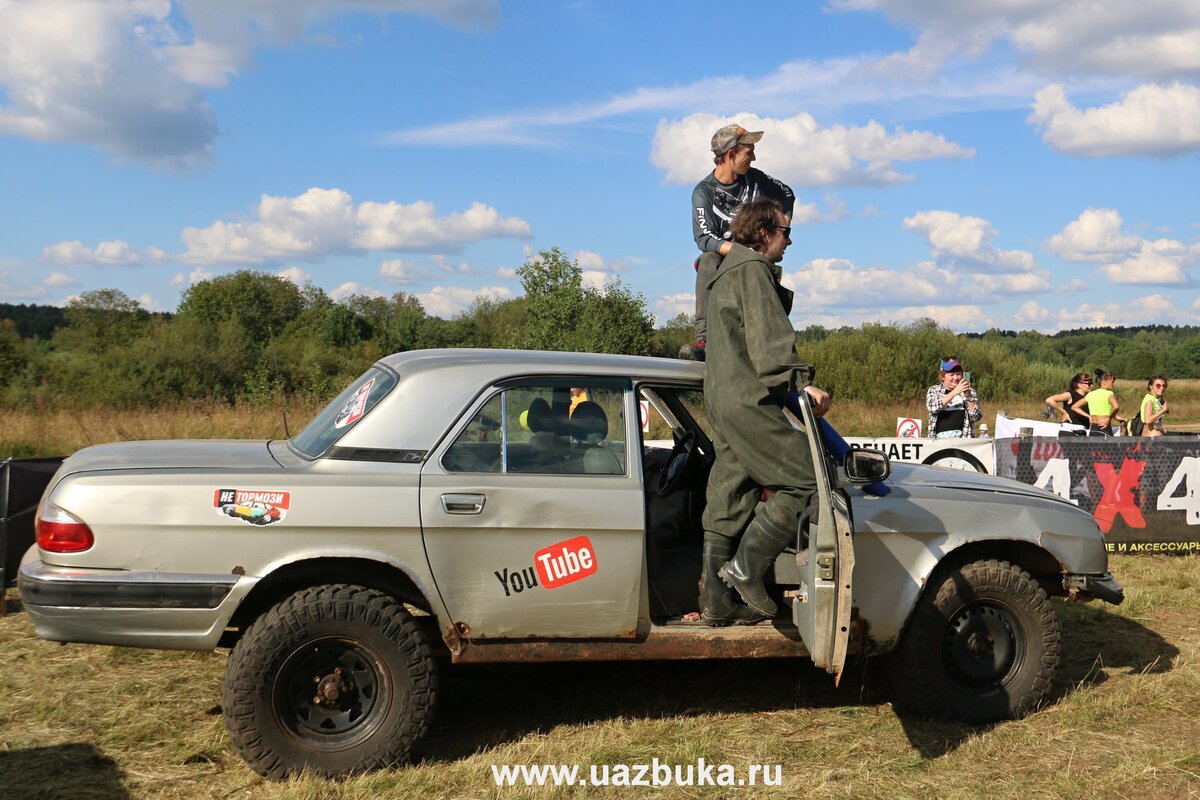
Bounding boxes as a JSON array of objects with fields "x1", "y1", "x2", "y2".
[{"x1": 443, "y1": 382, "x2": 628, "y2": 475}]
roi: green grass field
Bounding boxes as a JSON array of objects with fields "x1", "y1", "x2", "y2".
[
  {"x1": 1, "y1": 553, "x2": 1197, "y2": 799},
  {"x1": 3, "y1": 389, "x2": 1199, "y2": 798}
]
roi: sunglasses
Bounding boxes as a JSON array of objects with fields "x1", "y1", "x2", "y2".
[
  {"x1": 1153, "y1": 383, "x2": 1166, "y2": 388},
  {"x1": 771, "y1": 224, "x2": 792, "y2": 237}
]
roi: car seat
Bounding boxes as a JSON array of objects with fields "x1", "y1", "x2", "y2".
[
  {"x1": 526, "y1": 397, "x2": 567, "y2": 471},
  {"x1": 569, "y1": 401, "x2": 622, "y2": 474}
]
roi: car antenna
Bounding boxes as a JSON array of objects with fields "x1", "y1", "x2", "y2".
[{"x1": 267, "y1": 324, "x2": 290, "y2": 438}]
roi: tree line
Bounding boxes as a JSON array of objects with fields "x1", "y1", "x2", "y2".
[{"x1": 2, "y1": 246, "x2": 1197, "y2": 409}]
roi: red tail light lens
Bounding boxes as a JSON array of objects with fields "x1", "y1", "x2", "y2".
[{"x1": 35, "y1": 501, "x2": 95, "y2": 553}]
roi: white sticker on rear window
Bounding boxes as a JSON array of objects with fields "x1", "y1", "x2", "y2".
[{"x1": 334, "y1": 377, "x2": 375, "y2": 429}]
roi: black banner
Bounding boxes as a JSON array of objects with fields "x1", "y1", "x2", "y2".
[
  {"x1": 0, "y1": 457, "x2": 64, "y2": 587},
  {"x1": 995, "y1": 435, "x2": 1200, "y2": 554}
]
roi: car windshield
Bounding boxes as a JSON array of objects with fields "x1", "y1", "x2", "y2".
[{"x1": 289, "y1": 366, "x2": 399, "y2": 458}]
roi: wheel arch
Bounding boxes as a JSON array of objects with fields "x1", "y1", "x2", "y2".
[
  {"x1": 223, "y1": 557, "x2": 436, "y2": 646},
  {"x1": 933, "y1": 539, "x2": 1067, "y2": 593}
]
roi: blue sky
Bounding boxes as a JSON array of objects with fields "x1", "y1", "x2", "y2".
[{"x1": 2, "y1": 0, "x2": 1200, "y2": 333}]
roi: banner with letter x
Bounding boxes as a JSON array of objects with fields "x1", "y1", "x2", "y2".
[{"x1": 994, "y1": 436, "x2": 1200, "y2": 554}]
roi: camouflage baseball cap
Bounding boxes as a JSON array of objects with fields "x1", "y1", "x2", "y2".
[{"x1": 711, "y1": 123, "x2": 763, "y2": 157}]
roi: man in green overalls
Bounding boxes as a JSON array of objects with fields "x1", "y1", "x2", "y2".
[{"x1": 699, "y1": 198, "x2": 831, "y2": 626}]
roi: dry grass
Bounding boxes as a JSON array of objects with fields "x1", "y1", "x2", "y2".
[
  {"x1": 0, "y1": 400, "x2": 326, "y2": 458},
  {"x1": 2, "y1": 554, "x2": 1199, "y2": 799},
  {"x1": 5, "y1": 381, "x2": 1200, "y2": 459}
]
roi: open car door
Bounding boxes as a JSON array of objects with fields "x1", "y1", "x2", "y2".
[{"x1": 787, "y1": 394, "x2": 855, "y2": 684}]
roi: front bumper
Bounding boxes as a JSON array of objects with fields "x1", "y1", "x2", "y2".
[
  {"x1": 18, "y1": 558, "x2": 256, "y2": 650},
  {"x1": 1065, "y1": 572, "x2": 1125, "y2": 605}
]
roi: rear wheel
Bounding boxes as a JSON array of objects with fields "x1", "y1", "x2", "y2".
[
  {"x1": 222, "y1": 584, "x2": 437, "y2": 778},
  {"x1": 887, "y1": 559, "x2": 1060, "y2": 723}
]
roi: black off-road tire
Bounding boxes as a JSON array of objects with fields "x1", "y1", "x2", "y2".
[
  {"x1": 222, "y1": 584, "x2": 437, "y2": 779},
  {"x1": 887, "y1": 559, "x2": 1061, "y2": 723}
]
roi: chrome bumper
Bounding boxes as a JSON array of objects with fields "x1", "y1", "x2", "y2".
[{"x1": 18, "y1": 559, "x2": 255, "y2": 650}]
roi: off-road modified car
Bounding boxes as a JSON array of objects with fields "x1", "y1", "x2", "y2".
[{"x1": 19, "y1": 349, "x2": 1123, "y2": 778}]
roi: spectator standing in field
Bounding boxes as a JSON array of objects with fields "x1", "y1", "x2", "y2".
[
  {"x1": 1073, "y1": 370, "x2": 1120, "y2": 435},
  {"x1": 700, "y1": 198, "x2": 830, "y2": 625},
  {"x1": 1045, "y1": 372, "x2": 1092, "y2": 427},
  {"x1": 681, "y1": 123, "x2": 795, "y2": 361},
  {"x1": 926, "y1": 357, "x2": 982, "y2": 438},
  {"x1": 1138, "y1": 375, "x2": 1170, "y2": 437}
]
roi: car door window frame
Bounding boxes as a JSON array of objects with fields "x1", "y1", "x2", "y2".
[{"x1": 439, "y1": 376, "x2": 633, "y2": 476}]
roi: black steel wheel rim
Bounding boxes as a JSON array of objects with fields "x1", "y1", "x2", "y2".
[
  {"x1": 274, "y1": 636, "x2": 390, "y2": 748},
  {"x1": 942, "y1": 601, "x2": 1021, "y2": 687}
]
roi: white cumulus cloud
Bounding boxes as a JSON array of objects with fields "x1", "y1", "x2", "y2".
[
  {"x1": 41, "y1": 271, "x2": 79, "y2": 288},
  {"x1": 652, "y1": 112, "x2": 972, "y2": 187},
  {"x1": 180, "y1": 187, "x2": 531, "y2": 265},
  {"x1": 415, "y1": 285, "x2": 513, "y2": 317},
  {"x1": 1047, "y1": 208, "x2": 1198, "y2": 285},
  {"x1": 276, "y1": 266, "x2": 312, "y2": 286},
  {"x1": 0, "y1": 0, "x2": 498, "y2": 165},
  {"x1": 42, "y1": 239, "x2": 166, "y2": 267},
  {"x1": 1029, "y1": 83, "x2": 1200, "y2": 157},
  {"x1": 903, "y1": 210, "x2": 1039, "y2": 273},
  {"x1": 1046, "y1": 208, "x2": 1142, "y2": 262}
]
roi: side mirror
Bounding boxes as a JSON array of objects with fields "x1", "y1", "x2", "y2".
[{"x1": 843, "y1": 448, "x2": 890, "y2": 485}]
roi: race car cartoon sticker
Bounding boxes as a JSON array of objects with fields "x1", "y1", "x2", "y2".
[
  {"x1": 214, "y1": 488, "x2": 290, "y2": 526},
  {"x1": 334, "y1": 378, "x2": 375, "y2": 429}
]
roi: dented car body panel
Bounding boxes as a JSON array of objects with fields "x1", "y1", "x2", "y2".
[{"x1": 20, "y1": 348, "x2": 1119, "y2": 665}]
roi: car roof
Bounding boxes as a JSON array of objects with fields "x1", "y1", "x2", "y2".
[
  {"x1": 332, "y1": 349, "x2": 704, "y2": 455},
  {"x1": 378, "y1": 348, "x2": 705, "y2": 383}
]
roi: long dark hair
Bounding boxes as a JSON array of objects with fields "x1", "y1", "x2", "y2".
[
  {"x1": 1094, "y1": 369, "x2": 1114, "y2": 385},
  {"x1": 1069, "y1": 372, "x2": 1090, "y2": 392}
]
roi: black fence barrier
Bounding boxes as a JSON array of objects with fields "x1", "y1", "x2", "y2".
[
  {"x1": 1, "y1": 458, "x2": 64, "y2": 588},
  {"x1": 995, "y1": 436, "x2": 1200, "y2": 554}
]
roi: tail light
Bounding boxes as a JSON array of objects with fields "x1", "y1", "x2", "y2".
[{"x1": 35, "y1": 499, "x2": 95, "y2": 553}]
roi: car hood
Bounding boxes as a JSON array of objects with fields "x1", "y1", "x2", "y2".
[
  {"x1": 884, "y1": 461, "x2": 1069, "y2": 505},
  {"x1": 57, "y1": 440, "x2": 281, "y2": 476}
]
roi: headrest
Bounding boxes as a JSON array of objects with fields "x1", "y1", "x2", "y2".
[
  {"x1": 570, "y1": 401, "x2": 608, "y2": 442},
  {"x1": 526, "y1": 398, "x2": 557, "y2": 434}
]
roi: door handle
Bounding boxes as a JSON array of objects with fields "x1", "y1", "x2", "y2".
[{"x1": 441, "y1": 493, "x2": 486, "y2": 515}]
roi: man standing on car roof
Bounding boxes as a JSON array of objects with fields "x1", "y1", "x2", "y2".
[
  {"x1": 681, "y1": 123, "x2": 795, "y2": 362},
  {"x1": 699, "y1": 198, "x2": 829, "y2": 626}
]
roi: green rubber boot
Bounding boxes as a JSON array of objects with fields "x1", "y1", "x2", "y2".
[
  {"x1": 700, "y1": 532, "x2": 767, "y2": 626},
  {"x1": 717, "y1": 514, "x2": 796, "y2": 618}
]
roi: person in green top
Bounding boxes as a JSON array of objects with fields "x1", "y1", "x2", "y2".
[
  {"x1": 1072, "y1": 370, "x2": 1121, "y2": 435},
  {"x1": 1139, "y1": 375, "x2": 1170, "y2": 437}
]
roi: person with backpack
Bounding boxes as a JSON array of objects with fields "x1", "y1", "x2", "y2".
[{"x1": 1134, "y1": 375, "x2": 1170, "y2": 437}]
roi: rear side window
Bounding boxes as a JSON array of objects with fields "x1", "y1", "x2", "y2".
[
  {"x1": 290, "y1": 366, "x2": 398, "y2": 457},
  {"x1": 442, "y1": 380, "x2": 629, "y2": 475}
]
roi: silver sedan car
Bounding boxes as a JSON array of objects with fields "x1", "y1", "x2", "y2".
[{"x1": 19, "y1": 349, "x2": 1123, "y2": 778}]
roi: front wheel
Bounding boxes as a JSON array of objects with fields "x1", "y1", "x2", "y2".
[
  {"x1": 222, "y1": 584, "x2": 437, "y2": 778},
  {"x1": 887, "y1": 559, "x2": 1061, "y2": 723}
]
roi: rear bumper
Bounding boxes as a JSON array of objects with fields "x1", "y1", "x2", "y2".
[
  {"x1": 1065, "y1": 572, "x2": 1125, "y2": 605},
  {"x1": 18, "y1": 558, "x2": 256, "y2": 650}
]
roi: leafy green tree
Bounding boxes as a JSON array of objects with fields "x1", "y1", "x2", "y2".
[
  {"x1": 177, "y1": 271, "x2": 303, "y2": 345},
  {"x1": 516, "y1": 247, "x2": 655, "y2": 355},
  {"x1": 0, "y1": 319, "x2": 26, "y2": 380},
  {"x1": 54, "y1": 289, "x2": 150, "y2": 353},
  {"x1": 516, "y1": 247, "x2": 584, "y2": 351},
  {"x1": 650, "y1": 312, "x2": 695, "y2": 358}
]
